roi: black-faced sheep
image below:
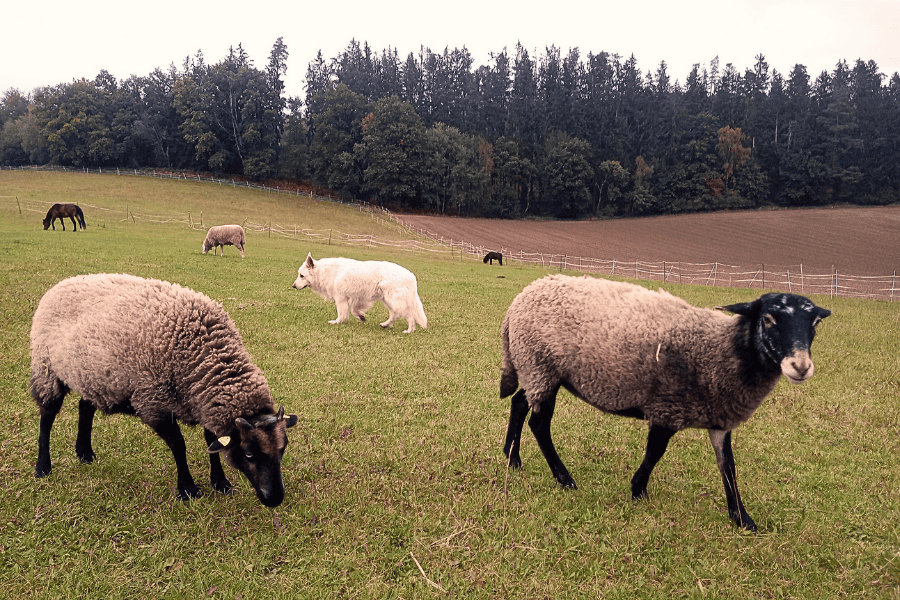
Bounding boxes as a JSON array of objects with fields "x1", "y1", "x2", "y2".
[
  {"x1": 483, "y1": 251, "x2": 503, "y2": 265},
  {"x1": 202, "y1": 224, "x2": 245, "y2": 258},
  {"x1": 500, "y1": 274, "x2": 831, "y2": 531},
  {"x1": 30, "y1": 273, "x2": 298, "y2": 507}
]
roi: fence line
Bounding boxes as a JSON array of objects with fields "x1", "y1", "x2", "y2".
[{"x1": 4, "y1": 164, "x2": 896, "y2": 301}]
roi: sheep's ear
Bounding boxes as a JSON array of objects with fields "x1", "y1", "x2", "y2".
[
  {"x1": 275, "y1": 405, "x2": 298, "y2": 428},
  {"x1": 235, "y1": 417, "x2": 254, "y2": 431},
  {"x1": 716, "y1": 300, "x2": 757, "y2": 316}
]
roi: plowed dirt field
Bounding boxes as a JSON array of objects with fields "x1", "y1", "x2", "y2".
[{"x1": 398, "y1": 206, "x2": 900, "y2": 277}]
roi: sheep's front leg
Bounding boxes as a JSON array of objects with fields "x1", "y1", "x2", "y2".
[
  {"x1": 75, "y1": 399, "x2": 97, "y2": 464},
  {"x1": 204, "y1": 429, "x2": 233, "y2": 495},
  {"x1": 151, "y1": 416, "x2": 201, "y2": 501},
  {"x1": 528, "y1": 391, "x2": 576, "y2": 488},
  {"x1": 503, "y1": 389, "x2": 530, "y2": 469},
  {"x1": 709, "y1": 429, "x2": 757, "y2": 532},
  {"x1": 631, "y1": 424, "x2": 676, "y2": 500}
]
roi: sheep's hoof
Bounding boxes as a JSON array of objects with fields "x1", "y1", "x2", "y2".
[
  {"x1": 35, "y1": 463, "x2": 52, "y2": 478},
  {"x1": 732, "y1": 512, "x2": 758, "y2": 532},
  {"x1": 561, "y1": 481, "x2": 578, "y2": 490},
  {"x1": 176, "y1": 485, "x2": 203, "y2": 501},
  {"x1": 76, "y1": 446, "x2": 96, "y2": 464},
  {"x1": 212, "y1": 478, "x2": 234, "y2": 495}
]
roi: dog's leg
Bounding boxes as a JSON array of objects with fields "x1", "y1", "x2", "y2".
[
  {"x1": 351, "y1": 299, "x2": 373, "y2": 322},
  {"x1": 330, "y1": 297, "x2": 351, "y2": 324},
  {"x1": 379, "y1": 300, "x2": 399, "y2": 329}
]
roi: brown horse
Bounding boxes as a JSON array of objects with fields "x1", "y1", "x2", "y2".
[{"x1": 43, "y1": 204, "x2": 86, "y2": 231}]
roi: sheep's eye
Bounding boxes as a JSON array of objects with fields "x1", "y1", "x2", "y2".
[
  {"x1": 763, "y1": 314, "x2": 776, "y2": 328},
  {"x1": 812, "y1": 316, "x2": 821, "y2": 328}
]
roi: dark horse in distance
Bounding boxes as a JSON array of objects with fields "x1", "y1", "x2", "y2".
[
  {"x1": 483, "y1": 251, "x2": 503, "y2": 265},
  {"x1": 43, "y1": 204, "x2": 86, "y2": 231}
]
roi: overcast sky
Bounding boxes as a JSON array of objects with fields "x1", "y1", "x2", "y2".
[{"x1": 3, "y1": 0, "x2": 898, "y2": 102}]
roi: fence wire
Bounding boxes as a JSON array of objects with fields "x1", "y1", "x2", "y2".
[{"x1": 4, "y1": 164, "x2": 896, "y2": 301}]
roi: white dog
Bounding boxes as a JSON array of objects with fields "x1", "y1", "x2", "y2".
[{"x1": 292, "y1": 253, "x2": 428, "y2": 333}]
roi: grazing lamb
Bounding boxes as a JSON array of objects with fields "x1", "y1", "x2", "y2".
[
  {"x1": 202, "y1": 224, "x2": 245, "y2": 258},
  {"x1": 30, "y1": 273, "x2": 298, "y2": 507},
  {"x1": 483, "y1": 251, "x2": 503, "y2": 266},
  {"x1": 292, "y1": 253, "x2": 428, "y2": 333},
  {"x1": 500, "y1": 274, "x2": 830, "y2": 531}
]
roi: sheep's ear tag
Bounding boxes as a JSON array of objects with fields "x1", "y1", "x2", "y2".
[{"x1": 207, "y1": 436, "x2": 231, "y2": 454}]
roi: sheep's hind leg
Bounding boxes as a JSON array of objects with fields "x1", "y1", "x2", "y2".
[
  {"x1": 503, "y1": 389, "x2": 530, "y2": 469},
  {"x1": 528, "y1": 390, "x2": 576, "y2": 488},
  {"x1": 631, "y1": 424, "x2": 676, "y2": 500},
  {"x1": 35, "y1": 394, "x2": 65, "y2": 478},
  {"x1": 74, "y1": 399, "x2": 97, "y2": 464},
  {"x1": 709, "y1": 429, "x2": 757, "y2": 532},
  {"x1": 204, "y1": 429, "x2": 233, "y2": 495},
  {"x1": 151, "y1": 416, "x2": 201, "y2": 500}
]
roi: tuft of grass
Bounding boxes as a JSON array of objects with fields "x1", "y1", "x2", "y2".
[{"x1": 0, "y1": 171, "x2": 898, "y2": 599}]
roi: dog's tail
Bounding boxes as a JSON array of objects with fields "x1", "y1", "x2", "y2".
[{"x1": 414, "y1": 294, "x2": 428, "y2": 330}]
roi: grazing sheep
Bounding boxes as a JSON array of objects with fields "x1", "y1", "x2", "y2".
[
  {"x1": 500, "y1": 274, "x2": 830, "y2": 531},
  {"x1": 202, "y1": 224, "x2": 245, "y2": 258},
  {"x1": 483, "y1": 251, "x2": 503, "y2": 266},
  {"x1": 30, "y1": 273, "x2": 298, "y2": 507}
]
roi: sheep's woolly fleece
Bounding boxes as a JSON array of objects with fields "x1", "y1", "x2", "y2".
[
  {"x1": 501, "y1": 274, "x2": 780, "y2": 432},
  {"x1": 30, "y1": 273, "x2": 273, "y2": 435},
  {"x1": 203, "y1": 224, "x2": 245, "y2": 256}
]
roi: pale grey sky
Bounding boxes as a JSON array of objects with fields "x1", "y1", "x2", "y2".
[{"x1": 3, "y1": 0, "x2": 898, "y2": 101}]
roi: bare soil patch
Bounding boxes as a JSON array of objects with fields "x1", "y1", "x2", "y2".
[{"x1": 398, "y1": 206, "x2": 900, "y2": 277}]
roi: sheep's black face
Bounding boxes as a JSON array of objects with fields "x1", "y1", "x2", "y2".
[
  {"x1": 720, "y1": 293, "x2": 831, "y2": 384},
  {"x1": 211, "y1": 407, "x2": 299, "y2": 507}
]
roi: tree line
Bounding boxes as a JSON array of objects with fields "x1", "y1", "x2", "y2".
[{"x1": 2, "y1": 38, "x2": 898, "y2": 218}]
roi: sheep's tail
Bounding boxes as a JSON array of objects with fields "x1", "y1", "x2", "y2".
[{"x1": 499, "y1": 315, "x2": 519, "y2": 398}]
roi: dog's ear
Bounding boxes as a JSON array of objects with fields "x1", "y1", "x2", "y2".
[{"x1": 304, "y1": 253, "x2": 315, "y2": 268}]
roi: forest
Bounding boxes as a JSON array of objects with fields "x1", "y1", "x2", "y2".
[{"x1": 2, "y1": 37, "x2": 898, "y2": 219}]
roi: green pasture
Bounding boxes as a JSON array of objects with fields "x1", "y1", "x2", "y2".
[{"x1": 0, "y1": 171, "x2": 898, "y2": 599}]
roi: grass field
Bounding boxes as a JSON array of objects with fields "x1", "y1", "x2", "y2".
[{"x1": 1, "y1": 171, "x2": 898, "y2": 599}]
